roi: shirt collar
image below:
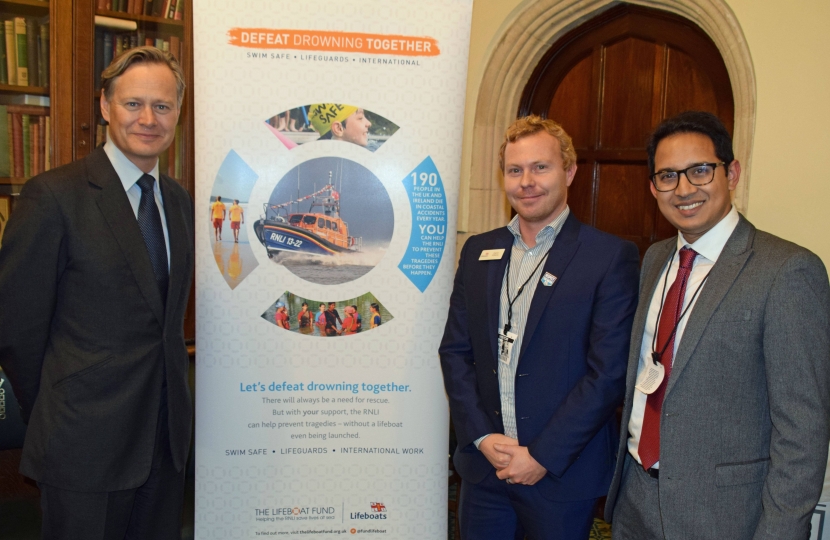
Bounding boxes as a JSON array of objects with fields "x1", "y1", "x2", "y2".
[
  {"x1": 103, "y1": 138, "x2": 160, "y2": 192},
  {"x1": 507, "y1": 206, "x2": 570, "y2": 247},
  {"x1": 676, "y1": 205, "x2": 740, "y2": 263}
]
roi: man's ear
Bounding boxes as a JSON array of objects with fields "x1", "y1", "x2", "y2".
[
  {"x1": 330, "y1": 121, "x2": 344, "y2": 138},
  {"x1": 100, "y1": 93, "x2": 111, "y2": 124},
  {"x1": 726, "y1": 160, "x2": 741, "y2": 192}
]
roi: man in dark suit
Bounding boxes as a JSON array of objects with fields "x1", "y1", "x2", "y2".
[
  {"x1": 605, "y1": 111, "x2": 830, "y2": 539},
  {"x1": 0, "y1": 46, "x2": 194, "y2": 539},
  {"x1": 439, "y1": 115, "x2": 639, "y2": 539}
]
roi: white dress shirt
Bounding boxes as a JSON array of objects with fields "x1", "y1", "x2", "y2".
[
  {"x1": 627, "y1": 205, "x2": 740, "y2": 467},
  {"x1": 103, "y1": 139, "x2": 171, "y2": 268}
]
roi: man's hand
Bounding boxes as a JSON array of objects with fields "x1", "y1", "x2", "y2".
[
  {"x1": 493, "y1": 445, "x2": 547, "y2": 485},
  {"x1": 478, "y1": 434, "x2": 518, "y2": 470}
]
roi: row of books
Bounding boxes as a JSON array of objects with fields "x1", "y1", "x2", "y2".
[
  {"x1": 94, "y1": 31, "x2": 181, "y2": 89},
  {"x1": 97, "y1": 0, "x2": 184, "y2": 20},
  {"x1": 0, "y1": 18, "x2": 50, "y2": 88},
  {"x1": 0, "y1": 105, "x2": 51, "y2": 179},
  {"x1": 95, "y1": 123, "x2": 183, "y2": 180}
]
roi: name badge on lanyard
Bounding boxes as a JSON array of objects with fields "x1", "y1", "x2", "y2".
[{"x1": 497, "y1": 329, "x2": 518, "y2": 365}]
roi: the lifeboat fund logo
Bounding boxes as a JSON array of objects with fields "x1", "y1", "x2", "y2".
[{"x1": 350, "y1": 502, "x2": 388, "y2": 520}]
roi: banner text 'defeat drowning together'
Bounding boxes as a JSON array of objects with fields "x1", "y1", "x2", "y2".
[{"x1": 227, "y1": 29, "x2": 440, "y2": 56}]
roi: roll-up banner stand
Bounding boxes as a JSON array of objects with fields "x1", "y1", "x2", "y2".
[{"x1": 193, "y1": 1, "x2": 473, "y2": 537}]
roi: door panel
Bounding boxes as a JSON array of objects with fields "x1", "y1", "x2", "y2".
[{"x1": 521, "y1": 4, "x2": 734, "y2": 258}]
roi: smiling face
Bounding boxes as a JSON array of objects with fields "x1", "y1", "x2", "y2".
[
  {"x1": 503, "y1": 130, "x2": 576, "y2": 241},
  {"x1": 651, "y1": 132, "x2": 740, "y2": 244},
  {"x1": 332, "y1": 109, "x2": 371, "y2": 146},
  {"x1": 100, "y1": 62, "x2": 180, "y2": 172}
]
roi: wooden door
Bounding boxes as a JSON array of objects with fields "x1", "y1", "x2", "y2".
[{"x1": 520, "y1": 4, "x2": 734, "y2": 257}]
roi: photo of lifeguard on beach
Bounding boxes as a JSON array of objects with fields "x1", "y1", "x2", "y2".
[
  {"x1": 265, "y1": 103, "x2": 399, "y2": 152},
  {"x1": 262, "y1": 292, "x2": 392, "y2": 337},
  {"x1": 253, "y1": 156, "x2": 394, "y2": 285}
]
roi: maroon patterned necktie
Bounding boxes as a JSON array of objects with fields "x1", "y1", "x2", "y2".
[{"x1": 639, "y1": 246, "x2": 698, "y2": 470}]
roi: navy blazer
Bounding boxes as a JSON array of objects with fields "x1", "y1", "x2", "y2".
[{"x1": 439, "y1": 213, "x2": 639, "y2": 501}]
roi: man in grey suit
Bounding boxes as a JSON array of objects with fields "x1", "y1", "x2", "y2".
[
  {"x1": 0, "y1": 47, "x2": 193, "y2": 539},
  {"x1": 605, "y1": 111, "x2": 830, "y2": 539}
]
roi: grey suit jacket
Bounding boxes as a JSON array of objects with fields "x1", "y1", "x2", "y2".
[
  {"x1": 0, "y1": 148, "x2": 194, "y2": 492},
  {"x1": 605, "y1": 215, "x2": 830, "y2": 540}
]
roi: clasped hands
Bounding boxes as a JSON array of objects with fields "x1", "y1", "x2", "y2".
[{"x1": 479, "y1": 434, "x2": 547, "y2": 485}]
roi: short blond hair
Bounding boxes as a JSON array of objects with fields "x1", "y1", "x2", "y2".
[
  {"x1": 498, "y1": 115, "x2": 577, "y2": 171},
  {"x1": 101, "y1": 46, "x2": 186, "y2": 108}
]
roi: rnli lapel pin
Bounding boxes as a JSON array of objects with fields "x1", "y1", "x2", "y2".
[
  {"x1": 541, "y1": 272, "x2": 557, "y2": 287},
  {"x1": 479, "y1": 249, "x2": 505, "y2": 261}
]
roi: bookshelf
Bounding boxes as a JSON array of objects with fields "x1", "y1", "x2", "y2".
[
  {"x1": 0, "y1": 0, "x2": 57, "y2": 186},
  {"x1": 71, "y1": 0, "x2": 193, "y2": 194}
]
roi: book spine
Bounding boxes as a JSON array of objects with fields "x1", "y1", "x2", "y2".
[
  {"x1": 114, "y1": 33, "x2": 123, "y2": 58},
  {"x1": 174, "y1": 0, "x2": 184, "y2": 20},
  {"x1": 14, "y1": 17, "x2": 28, "y2": 87},
  {"x1": 152, "y1": 0, "x2": 164, "y2": 17},
  {"x1": 0, "y1": 23, "x2": 6, "y2": 85},
  {"x1": 103, "y1": 32, "x2": 113, "y2": 69},
  {"x1": 97, "y1": 0, "x2": 106, "y2": 10},
  {"x1": 31, "y1": 119, "x2": 38, "y2": 176},
  {"x1": 0, "y1": 106, "x2": 9, "y2": 177},
  {"x1": 8, "y1": 112, "x2": 15, "y2": 178},
  {"x1": 38, "y1": 115, "x2": 45, "y2": 175},
  {"x1": 44, "y1": 115, "x2": 50, "y2": 171},
  {"x1": 22, "y1": 114, "x2": 30, "y2": 177},
  {"x1": 40, "y1": 22, "x2": 49, "y2": 88},
  {"x1": 169, "y1": 35, "x2": 180, "y2": 61},
  {"x1": 26, "y1": 19, "x2": 38, "y2": 87},
  {"x1": 5, "y1": 21, "x2": 17, "y2": 86}
]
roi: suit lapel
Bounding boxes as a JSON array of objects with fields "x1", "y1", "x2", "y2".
[
  {"x1": 665, "y1": 217, "x2": 755, "y2": 397},
  {"x1": 88, "y1": 149, "x2": 165, "y2": 325},
  {"x1": 160, "y1": 175, "x2": 188, "y2": 320},
  {"x1": 487, "y1": 229, "x2": 514, "y2": 363},
  {"x1": 518, "y1": 214, "x2": 581, "y2": 360}
]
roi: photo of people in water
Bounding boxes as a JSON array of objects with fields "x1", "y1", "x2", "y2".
[
  {"x1": 261, "y1": 292, "x2": 392, "y2": 337},
  {"x1": 264, "y1": 103, "x2": 399, "y2": 152},
  {"x1": 253, "y1": 156, "x2": 394, "y2": 285}
]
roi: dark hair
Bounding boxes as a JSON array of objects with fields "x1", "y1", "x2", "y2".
[
  {"x1": 370, "y1": 303, "x2": 379, "y2": 311},
  {"x1": 647, "y1": 111, "x2": 733, "y2": 174}
]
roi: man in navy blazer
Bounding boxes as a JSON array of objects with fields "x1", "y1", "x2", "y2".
[{"x1": 440, "y1": 115, "x2": 639, "y2": 539}]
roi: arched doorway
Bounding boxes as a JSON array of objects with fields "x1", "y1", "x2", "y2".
[
  {"x1": 519, "y1": 4, "x2": 734, "y2": 256},
  {"x1": 460, "y1": 0, "x2": 755, "y2": 252}
]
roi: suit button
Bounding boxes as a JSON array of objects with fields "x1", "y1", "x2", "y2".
[{"x1": 520, "y1": 416, "x2": 529, "y2": 420}]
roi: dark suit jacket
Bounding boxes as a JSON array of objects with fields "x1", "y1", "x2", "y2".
[
  {"x1": 605, "y1": 215, "x2": 830, "y2": 540},
  {"x1": 439, "y1": 213, "x2": 639, "y2": 501},
  {"x1": 0, "y1": 147, "x2": 194, "y2": 492}
]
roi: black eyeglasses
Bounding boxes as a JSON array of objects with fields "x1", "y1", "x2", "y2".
[{"x1": 650, "y1": 162, "x2": 726, "y2": 192}]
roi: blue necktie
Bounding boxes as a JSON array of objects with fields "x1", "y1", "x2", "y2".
[{"x1": 136, "y1": 174, "x2": 168, "y2": 303}]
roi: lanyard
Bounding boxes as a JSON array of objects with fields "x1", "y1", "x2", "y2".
[
  {"x1": 650, "y1": 247, "x2": 711, "y2": 365},
  {"x1": 502, "y1": 244, "x2": 553, "y2": 335}
]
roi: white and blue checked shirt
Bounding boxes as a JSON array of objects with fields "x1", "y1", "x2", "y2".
[{"x1": 476, "y1": 207, "x2": 570, "y2": 445}]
